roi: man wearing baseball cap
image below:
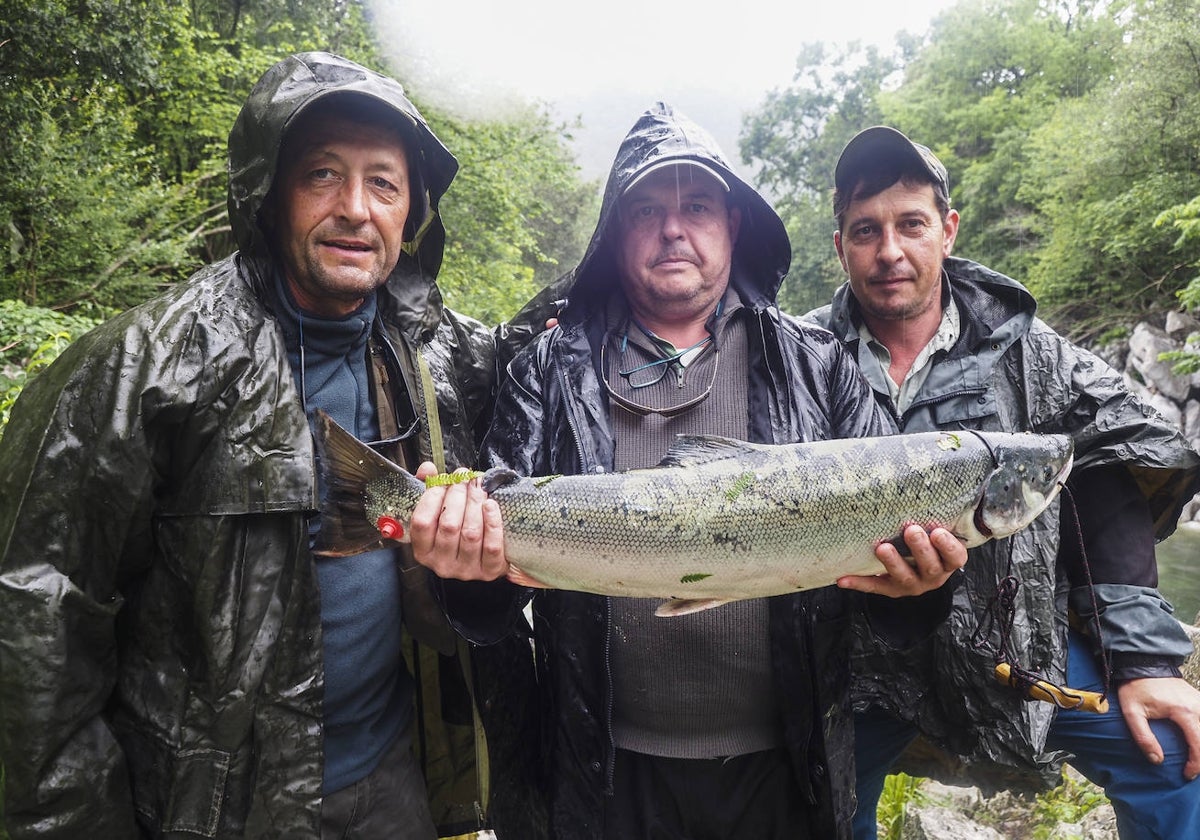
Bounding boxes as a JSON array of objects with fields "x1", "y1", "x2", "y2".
[{"x1": 808, "y1": 125, "x2": 1200, "y2": 839}]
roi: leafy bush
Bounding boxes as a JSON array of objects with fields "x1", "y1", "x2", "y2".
[{"x1": 0, "y1": 300, "x2": 99, "y2": 436}]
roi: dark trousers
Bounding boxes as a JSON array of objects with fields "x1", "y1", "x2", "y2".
[
  {"x1": 603, "y1": 747, "x2": 809, "y2": 840},
  {"x1": 321, "y1": 720, "x2": 437, "y2": 840}
]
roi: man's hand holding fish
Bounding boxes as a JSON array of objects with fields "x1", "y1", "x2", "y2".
[{"x1": 411, "y1": 461, "x2": 509, "y2": 581}]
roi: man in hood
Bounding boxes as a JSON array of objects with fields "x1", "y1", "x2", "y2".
[
  {"x1": 0, "y1": 52, "x2": 520, "y2": 839},
  {"x1": 808, "y1": 125, "x2": 1200, "y2": 839},
  {"x1": 410, "y1": 103, "x2": 966, "y2": 840}
]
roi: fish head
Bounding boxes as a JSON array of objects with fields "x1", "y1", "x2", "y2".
[{"x1": 969, "y1": 432, "x2": 1074, "y2": 543}]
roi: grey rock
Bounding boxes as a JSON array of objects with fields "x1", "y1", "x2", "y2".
[
  {"x1": 903, "y1": 805, "x2": 1005, "y2": 840},
  {"x1": 1127, "y1": 322, "x2": 1199, "y2": 402},
  {"x1": 1165, "y1": 310, "x2": 1200, "y2": 339},
  {"x1": 1183, "y1": 399, "x2": 1200, "y2": 441}
]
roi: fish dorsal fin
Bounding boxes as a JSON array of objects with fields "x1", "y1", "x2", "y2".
[
  {"x1": 481, "y1": 467, "x2": 522, "y2": 494},
  {"x1": 655, "y1": 435, "x2": 768, "y2": 469}
]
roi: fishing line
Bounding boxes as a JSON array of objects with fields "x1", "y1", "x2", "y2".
[
  {"x1": 967, "y1": 451, "x2": 1111, "y2": 711},
  {"x1": 1059, "y1": 483, "x2": 1114, "y2": 697}
]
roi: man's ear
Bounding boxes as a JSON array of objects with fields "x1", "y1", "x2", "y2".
[{"x1": 942, "y1": 209, "x2": 960, "y2": 258}]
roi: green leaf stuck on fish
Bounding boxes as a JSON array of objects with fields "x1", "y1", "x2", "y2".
[
  {"x1": 937, "y1": 433, "x2": 963, "y2": 450},
  {"x1": 425, "y1": 471, "x2": 483, "y2": 487},
  {"x1": 724, "y1": 472, "x2": 757, "y2": 501}
]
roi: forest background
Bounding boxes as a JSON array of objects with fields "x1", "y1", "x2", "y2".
[{"x1": 3, "y1": 0, "x2": 1200, "y2": 427}]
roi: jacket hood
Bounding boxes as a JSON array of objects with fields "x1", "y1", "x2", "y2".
[
  {"x1": 226, "y1": 52, "x2": 459, "y2": 338},
  {"x1": 562, "y1": 102, "x2": 791, "y2": 322}
]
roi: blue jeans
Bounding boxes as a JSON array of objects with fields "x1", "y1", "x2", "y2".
[{"x1": 853, "y1": 629, "x2": 1200, "y2": 840}]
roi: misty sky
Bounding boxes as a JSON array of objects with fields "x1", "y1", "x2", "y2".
[{"x1": 368, "y1": 0, "x2": 960, "y2": 177}]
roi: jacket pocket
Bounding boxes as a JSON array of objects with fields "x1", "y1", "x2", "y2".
[
  {"x1": 123, "y1": 719, "x2": 232, "y2": 838},
  {"x1": 163, "y1": 746, "x2": 231, "y2": 837}
]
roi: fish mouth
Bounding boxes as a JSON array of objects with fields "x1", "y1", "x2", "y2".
[
  {"x1": 964, "y1": 444, "x2": 1080, "y2": 547},
  {"x1": 975, "y1": 449, "x2": 1074, "y2": 540}
]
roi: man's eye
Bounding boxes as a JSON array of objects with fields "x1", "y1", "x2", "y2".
[{"x1": 369, "y1": 176, "x2": 397, "y2": 192}]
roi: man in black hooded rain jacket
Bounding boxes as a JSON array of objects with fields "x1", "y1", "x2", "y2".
[
  {"x1": 0, "y1": 52, "x2": 532, "y2": 840},
  {"x1": 409, "y1": 103, "x2": 967, "y2": 840}
]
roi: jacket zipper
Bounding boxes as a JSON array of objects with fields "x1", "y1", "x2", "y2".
[{"x1": 551, "y1": 340, "x2": 616, "y2": 792}]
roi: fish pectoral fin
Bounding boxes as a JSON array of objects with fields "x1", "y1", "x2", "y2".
[
  {"x1": 507, "y1": 564, "x2": 552, "y2": 589},
  {"x1": 654, "y1": 597, "x2": 735, "y2": 617}
]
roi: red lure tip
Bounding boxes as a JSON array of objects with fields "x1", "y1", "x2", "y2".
[{"x1": 377, "y1": 516, "x2": 404, "y2": 540}]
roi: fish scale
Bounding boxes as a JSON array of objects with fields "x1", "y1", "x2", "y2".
[
  {"x1": 314, "y1": 411, "x2": 1073, "y2": 616},
  {"x1": 490, "y1": 435, "x2": 996, "y2": 597}
]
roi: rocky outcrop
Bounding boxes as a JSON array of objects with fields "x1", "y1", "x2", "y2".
[
  {"x1": 1112, "y1": 312, "x2": 1200, "y2": 524},
  {"x1": 900, "y1": 773, "x2": 1118, "y2": 840}
]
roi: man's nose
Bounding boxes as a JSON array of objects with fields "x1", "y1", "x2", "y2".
[
  {"x1": 877, "y1": 226, "x2": 903, "y2": 261},
  {"x1": 336, "y1": 179, "x2": 370, "y2": 222},
  {"x1": 660, "y1": 207, "x2": 686, "y2": 238}
]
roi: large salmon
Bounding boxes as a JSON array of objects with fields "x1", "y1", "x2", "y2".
[{"x1": 314, "y1": 411, "x2": 1072, "y2": 615}]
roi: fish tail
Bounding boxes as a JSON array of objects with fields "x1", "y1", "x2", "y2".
[{"x1": 313, "y1": 409, "x2": 418, "y2": 556}]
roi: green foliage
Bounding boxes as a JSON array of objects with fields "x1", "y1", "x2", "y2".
[
  {"x1": 0, "y1": 77, "x2": 219, "y2": 312},
  {"x1": 882, "y1": 0, "x2": 1125, "y2": 284},
  {"x1": 0, "y1": 1, "x2": 594, "y2": 328},
  {"x1": 741, "y1": 0, "x2": 1200, "y2": 339},
  {"x1": 1153, "y1": 195, "x2": 1200, "y2": 373},
  {"x1": 1018, "y1": 0, "x2": 1200, "y2": 334},
  {"x1": 740, "y1": 41, "x2": 901, "y2": 315},
  {"x1": 876, "y1": 773, "x2": 927, "y2": 839},
  {"x1": 432, "y1": 105, "x2": 599, "y2": 324},
  {"x1": 1030, "y1": 772, "x2": 1109, "y2": 839},
  {"x1": 0, "y1": 300, "x2": 100, "y2": 435},
  {"x1": 775, "y1": 191, "x2": 849, "y2": 318},
  {"x1": 0, "y1": 1, "x2": 388, "y2": 316}
]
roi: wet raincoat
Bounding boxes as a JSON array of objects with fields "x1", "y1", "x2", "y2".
[
  {"x1": 808, "y1": 258, "x2": 1200, "y2": 788},
  {"x1": 0, "y1": 52, "x2": 516, "y2": 838},
  {"x1": 451, "y1": 102, "x2": 946, "y2": 840}
]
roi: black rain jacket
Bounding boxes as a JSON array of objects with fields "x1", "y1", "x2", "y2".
[{"x1": 0, "y1": 52, "x2": 517, "y2": 839}]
